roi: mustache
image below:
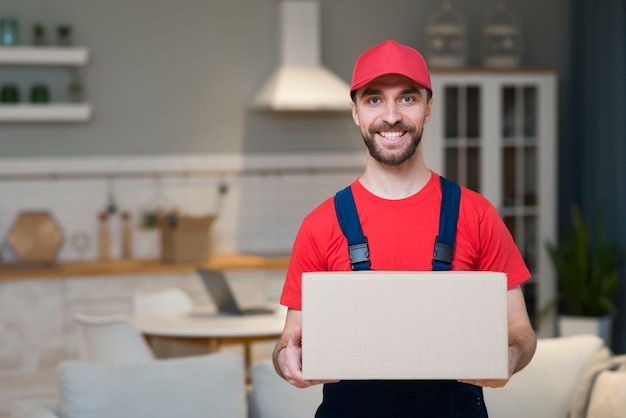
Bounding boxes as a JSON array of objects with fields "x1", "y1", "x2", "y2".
[{"x1": 369, "y1": 122, "x2": 414, "y2": 133}]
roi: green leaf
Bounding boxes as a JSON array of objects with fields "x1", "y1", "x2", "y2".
[{"x1": 543, "y1": 203, "x2": 624, "y2": 317}]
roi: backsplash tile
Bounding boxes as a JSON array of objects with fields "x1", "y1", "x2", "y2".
[{"x1": 0, "y1": 152, "x2": 363, "y2": 262}]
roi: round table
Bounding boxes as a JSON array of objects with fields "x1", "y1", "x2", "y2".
[{"x1": 130, "y1": 305, "x2": 286, "y2": 368}]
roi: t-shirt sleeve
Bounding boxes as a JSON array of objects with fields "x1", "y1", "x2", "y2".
[
  {"x1": 475, "y1": 202, "x2": 531, "y2": 289},
  {"x1": 279, "y1": 212, "x2": 329, "y2": 310}
]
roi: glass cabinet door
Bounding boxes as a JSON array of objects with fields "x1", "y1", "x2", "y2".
[
  {"x1": 500, "y1": 84, "x2": 539, "y2": 318},
  {"x1": 443, "y1": 85, "x2": 481, "y2": 192},
  {"x1": 430, "y1": 72, "x2": 557, "y2": 336},
  {"x1": 435, "y1": 77, "x2": 548, "y2": 324}
]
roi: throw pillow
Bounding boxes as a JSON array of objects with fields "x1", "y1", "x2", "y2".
[
  {"x1": 58, "y1": 352, "x2": 247, "y2": 418},
  {"x1": 585, "y1": 370, "x2": 626, "y2": 418},
  {"x1": 567, "y1": 346, "x2": 613, "y2": 418}
]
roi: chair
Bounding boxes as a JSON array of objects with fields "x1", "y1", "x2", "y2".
[
  {"x1": 132, "y1": 287, "x2": 194, "y2": 313},
  {"x1": 74, "y1": 312, "x2": 155, "y2": 363},
  {"x1": 248, "y1": 359, "x2": 322, "y2": 418},
  {"x1": 132, "y1": 287, "x2": 204, "y2": 358}
]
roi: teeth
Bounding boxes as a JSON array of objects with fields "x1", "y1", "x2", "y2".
[{"x1": 380, "y1": 131, "x2": 403, "y2": 139}]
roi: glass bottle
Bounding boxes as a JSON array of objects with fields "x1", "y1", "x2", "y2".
[{"x1": 0, "y1": 17, "x2": 19, "y2": 46}]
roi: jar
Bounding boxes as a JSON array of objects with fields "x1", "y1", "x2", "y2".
[
  {"x1": 481, "y1": 3, "x2": 522, "y2": 68},
  {"x1": 0, "y1": 17, "x2": 19, "y2": 46},
  {"x1": 426, "y1": 1, "x2": 467, "y2": 68}
]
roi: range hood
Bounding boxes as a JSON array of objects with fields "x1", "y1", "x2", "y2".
[{"x1": 251, "y1": 0, "x2": 352, "y2": 112}]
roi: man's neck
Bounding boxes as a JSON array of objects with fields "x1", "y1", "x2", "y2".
[{"x1": 359, "y1": 155, "x2": 431, "y2": 200}]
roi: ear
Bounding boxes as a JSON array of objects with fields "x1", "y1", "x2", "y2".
[
  {"x1": 423, "y1": 97, "x2": 434, "y2": 124},
  {"x1": 351, "y1": 101, "x2": 360, "y2": 127}
]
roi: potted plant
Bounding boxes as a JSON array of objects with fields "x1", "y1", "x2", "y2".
[
  {"x1": 545, "y1": 204, "x2": 624, "y2": 344},
  {"x1": 56, "y1": 24, "x2": 73, "y2": 46},
  {"x1": 32, "y1": 23, "x2": 47, "y2": 46}
]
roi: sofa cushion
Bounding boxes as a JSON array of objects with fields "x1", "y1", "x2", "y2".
[
  {"x1": 585, "y1": 370, "x2": 626, "y2": 418},
  {"x1": 58, "y1": 352, "x2": 247, "y2": 418},
  {"x1": 484, "y1": 334, "x2": 605, "y2": 418},
  {"x1": 249, "y1": 359, "x2": 322, "y2": 418}
]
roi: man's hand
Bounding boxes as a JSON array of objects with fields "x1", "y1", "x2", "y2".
[
  {"x1": 457, "y1": 345, "x2": 517, "y2": 388},
  {"x1": 458, "y1": 287, "x2": 537, "y2": 390},
  {"x1": 276, "y1": 325, "x2": 339, "y2": 388}
]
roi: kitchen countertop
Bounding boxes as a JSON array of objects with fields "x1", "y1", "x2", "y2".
[{"x1": 0, "y1": 253, "x2": 290, "y2": 281}]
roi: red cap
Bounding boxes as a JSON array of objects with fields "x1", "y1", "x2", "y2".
[{"x1": 350, "y1": 40, "x2": 432, "y2": 95}]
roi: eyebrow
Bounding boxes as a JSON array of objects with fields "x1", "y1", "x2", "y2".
[{"x1": 360, "y1": 87, "x2": 423, "y2": 99}]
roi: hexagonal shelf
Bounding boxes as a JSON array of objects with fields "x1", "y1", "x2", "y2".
[{"x1": 8, "y1": 211, "x2": 64, "y2": 263}]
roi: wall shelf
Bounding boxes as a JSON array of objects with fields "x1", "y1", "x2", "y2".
[
  {"x1": 0, "y1": 47, "x2": 91, "y2": 122},
  {"x1": 0, "y1": 46, "x2": 89, "y2": 65},
  {"x1": 0, "y1": 104, "x2": 92, "y2": 122}
]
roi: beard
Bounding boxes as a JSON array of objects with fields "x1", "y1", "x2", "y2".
[{"x1": 362, "y1": 122, "x2": 423, "y2": 166}]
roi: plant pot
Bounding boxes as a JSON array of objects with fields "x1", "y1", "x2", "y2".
[{"x1": 558, "y1": 315, "x2": 612, "y2": 346}]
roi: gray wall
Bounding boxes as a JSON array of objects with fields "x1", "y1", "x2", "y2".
[{"x1": 0, "y1": 0, "x2": 568, "y2": 157}]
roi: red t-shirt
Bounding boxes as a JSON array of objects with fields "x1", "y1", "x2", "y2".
[{"x1": 280, "y1": 172, "x2": 530, "y2": 310}]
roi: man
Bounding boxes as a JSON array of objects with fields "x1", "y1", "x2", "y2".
[{"x1": 273, "y1": 40, "x2": 537, "y2": 417}]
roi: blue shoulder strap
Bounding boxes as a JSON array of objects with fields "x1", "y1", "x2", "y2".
[
  {"x1": 334, "y1": 176, "x2": 460, "y2": 272},
  {"x1": 334, "y1": 186, "x2": 371, "y2": 270},
  {"x1": 432, "y1": 176, "x2": 461, "y2": 271}
]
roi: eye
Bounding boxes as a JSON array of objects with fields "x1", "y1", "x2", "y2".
[
  {"x1": 401, "y1": 96, "x2": 415, "y2": 104},
  {"x1": 368, "y1": 97, "x2": 381, "y2": 105}
]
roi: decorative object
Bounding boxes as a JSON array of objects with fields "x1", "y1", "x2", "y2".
[
  {"x1": 0, "y1": 17, "x2": 19, "y2": 46},
  {"x1": 97, "y1": 212, "x2": 110, "y2": 261},
  {"x1": 159, "y1": 213, "x2": 216, "y2": 263},
  {"x1": 32, "y1": 23, "x2": 47, "y2": 46},
  {"x1": 67, "y1": 70, "x2": 85, "y2": 102},
  {"x1": 426, "y1": 1, "x2": 467, "y2": 68},
  {"x1": 70, "y1": 231, "x2": 91, "y2": 260},
  {"x1": 481, "y1": 2, "x2": 522, "y2": 68},
  {"x1": 545, "y1": 204, "x2": 625, "y2": 345},
  {"x1": 120, "y1": 211, "x2": 133, "y2": 259},
  {"x1": 56, "y1": 24, "x2": 73, "y2": 46},
  {"x1": 7, "y1": 211, "x2": 64, "y2": 264}
]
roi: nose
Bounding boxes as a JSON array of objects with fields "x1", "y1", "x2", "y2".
[{"x1": 381, "y1": 101, "x2": 402, "y2": 125}]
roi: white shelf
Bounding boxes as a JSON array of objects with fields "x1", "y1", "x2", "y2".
[
  {"x1": 0, "y1": 47, "x2": 89, "y2": 65},
  {"x1": 0, "y1": 104, "x2": 92, "y2": 122}
]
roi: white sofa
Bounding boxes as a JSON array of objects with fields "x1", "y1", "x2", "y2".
[
  {"x1": 247, "y1": 335, "x2": 626, "y2": 418},
  {"x1": 12, "y1": 335, "x2": 626, "y2": 418},
  {"x1": 484, "y1": 334, "x2": 626, "y2": 418}
]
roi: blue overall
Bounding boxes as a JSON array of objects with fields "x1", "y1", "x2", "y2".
[{"x1": 316, "y1": 177, "x2": 488, "y2": 418}]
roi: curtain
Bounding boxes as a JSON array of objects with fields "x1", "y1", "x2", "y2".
[{"x1": 563, "y1": 0, "x2": 626, "y2": 352}]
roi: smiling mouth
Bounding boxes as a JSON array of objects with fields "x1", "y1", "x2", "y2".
[{"x1": 378, "y1": 131, "x2": 406, "y2": 142}]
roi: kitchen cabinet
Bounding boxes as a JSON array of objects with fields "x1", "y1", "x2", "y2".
[
  {"x1": 0, "y1": 46, "x2": 92, "y2": 122},
  {"x1": 425, "y1": 70, "x2": 558, "y2": 337}
]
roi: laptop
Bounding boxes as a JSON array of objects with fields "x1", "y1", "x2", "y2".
[
  {"x1": 301, "y1": 271, "x2": 509, "y2": 380},
  {"x1": 196, "y1": 268, "x2": 275, "y2": 315}
]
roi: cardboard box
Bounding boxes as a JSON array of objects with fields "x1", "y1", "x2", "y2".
[
  {"x1": 302, "y1": 271, "x2": 508, "y2": 380},
  {"x1": 159, "y1": 214, "x2": 216, "y2": 263}
]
